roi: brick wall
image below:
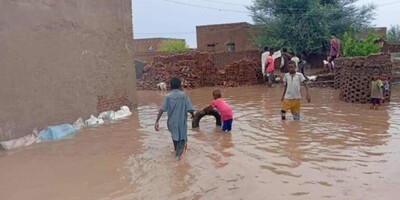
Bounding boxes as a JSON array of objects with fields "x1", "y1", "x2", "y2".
[
  {"x1": 196, "y1": 22, "x2": 257, "y2": 53},
  {"x1": 382, "y1": 43, "x2": 400, "y2": 53},
  {"x1": 334, "y1": 54, "x2": 392, "y2": 103}
]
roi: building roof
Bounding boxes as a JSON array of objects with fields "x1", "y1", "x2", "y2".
[
  {"x1": 196, "y1": 22, "x2": 252, "y2": 28},
  {"x1": 134, "y1": 38, "x2": 185, "y2": 41}
]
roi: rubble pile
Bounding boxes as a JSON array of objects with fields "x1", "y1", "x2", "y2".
[
  {"x1": 216, "y1": 59, "x2": 263, "y2": 86},
  {"x1": 137, "y1": 52, "x2": 263, "y2": 90},
  {"x1": 137, "y1": 52, "x2": 216, "y2": 90}
]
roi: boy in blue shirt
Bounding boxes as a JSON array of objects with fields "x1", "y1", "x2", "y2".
[{"x1": 155, "y1": 77, "x2": 195, "y2": 160}]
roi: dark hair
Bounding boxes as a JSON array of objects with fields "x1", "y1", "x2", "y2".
[
  {"x1": 212, "y1": 89, "x2": 222, "y2": 98},
  {"x1": 282, "y1": 47, "x2": 288, "y2": 52},
  {"x1": 287, "y1": 61, "x2": 296, "y2": 66},
  {"x1": 170, "y1": 77, "x2": 181, "y2": 89},
  {"x1": 263, "y1": 46, "x2": 269, "y2": 52},
  {"x1": 331, "y1": 33, "x2": 336, "y2": 37},
  {"x1": 269, "y1": 48, "x2": 274, "y2": 53}
]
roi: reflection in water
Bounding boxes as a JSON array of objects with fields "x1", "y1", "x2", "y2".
[{"x1": 1, "y1": 86, "x2": 400, "y2": 200}]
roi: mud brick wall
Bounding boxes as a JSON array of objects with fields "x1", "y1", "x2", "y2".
[
  {"x1": 335, "y1": 54, "x2": 392, "y2": 103},
  {"x1": 382, "y1": 43, "x2": 400, "y2": 53},
  {"x1": 211, "y1": 50, "x2": 260, "y2": 69},
  {"x1": 97, "y1": 88, "x2": 132, "y2": 113},
  {"x1": 0, "y1": 0, "x2": 136, "y2": 141}
]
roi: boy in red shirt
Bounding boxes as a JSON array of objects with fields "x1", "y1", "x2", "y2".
[
  {"x1": 205, "y1": 90, "x2": 233, "y2": 132},
  {"x1": 266, "y1": 48, "x2": 275, "y2": 87}
]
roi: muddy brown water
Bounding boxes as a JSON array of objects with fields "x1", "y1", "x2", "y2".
[{"x1": 1, "y1": 86, "x2": 400, "y2": 200}]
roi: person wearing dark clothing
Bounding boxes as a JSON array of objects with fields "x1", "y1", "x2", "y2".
[{"x1": 280, "y1": 48, "x2": 292, "y2": 74}]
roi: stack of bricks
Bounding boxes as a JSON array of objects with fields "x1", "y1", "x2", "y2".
[
  {"x1": 216, "y1": 59, "x2": 263, "y2": 86},
  {"x1": 211, "y1": 50, "x2": 260, "y2": 69},
  {"x1": 137, "y1": 52, "x2": 217, "y2": 90},
  {"x1": 334, "y1": 53, "x2": 392, "y2": 103}
]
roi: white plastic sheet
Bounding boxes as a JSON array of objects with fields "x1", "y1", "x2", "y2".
[
  {"x1": 0, "y1": 129, "x2": 40, "y2": 150},
  {"x1": 85, "y1": 115, "x2": 104, "y2": 126}
]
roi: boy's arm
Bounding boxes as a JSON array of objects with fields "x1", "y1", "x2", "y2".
[
  {"x1": 303, "y1": 81, "x2": 311, "y2": 103},
  {"x1": 155, "y1": 109, "x2": 164, "y2": 131},
  {"x1": 203, "y1": 105, "x2": 212, "y2": 111},
  {"x1": 281, "y1": 84, "x2": 287, "y2": 102}
]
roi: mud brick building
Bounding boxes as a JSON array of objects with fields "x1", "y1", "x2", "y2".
[
  {"x1": 196, "y1": 22, "x2": 258, "y2": 53},
  {"x1": 0, "y1": 0, "x2": 136, "y2": 141}
]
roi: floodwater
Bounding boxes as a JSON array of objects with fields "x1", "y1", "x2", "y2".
[{"x1": 1, "y1": 86, "x2": 400, "y2": 200}]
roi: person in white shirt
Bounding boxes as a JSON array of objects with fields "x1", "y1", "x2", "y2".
[
  {"x1": 290, "y1": 53, "x2": 300, "y2": 72},
  {"x1": 261, "y1": 46, "x2": 270, "y2": 82},
  {"x1": 281, "y1": 61, "x2": 311, "y2": 120}
]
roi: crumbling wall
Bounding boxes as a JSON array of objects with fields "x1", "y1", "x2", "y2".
[
  {"x1": 0, "y1": 0, "x2": 136, "y2": 141},
  {"x1": 334, "y1": 54, "x2": 392, "y2": 103}
]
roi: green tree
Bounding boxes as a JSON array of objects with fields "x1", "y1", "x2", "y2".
[
  {"x1": 387, "y1": 25, "x2": 400, "y2": 44},
  {"x1": 342, "y1": 30, "x2": 381, "y2": 56},
  {"x1": 249, "y1": 0, "x2": 376, "y2": 55},
  {"x1": 159, "y1": 40, "x2": 188, "y2": 52}
]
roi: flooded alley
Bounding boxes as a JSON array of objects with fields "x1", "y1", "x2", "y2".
[{"x1": 1, "y1": 86, "x2": 400, "y2": 200}]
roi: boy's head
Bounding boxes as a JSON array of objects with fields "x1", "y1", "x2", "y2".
[
  {"x1": 263, "y1": 46, "x2": 269, "y2": 52},
  {"x1": 381, "y1": 73, "x2": 388, "y2": 80},
  {"x1": 282, "y1": 47, "x2": 288, "y2": 53},
  {"x1": 331, "y1": 33, "x2": 336, "y2": 39},
  {"x1": 372, "y1": 72, "x2": 380, "y2": 80},
  {"x1": 170, "y1": 77, "x2": 181, "y2": 90},
  {"x1": 287, "y1": 61, "x2": 296, "y2": 73},
  {"x1": 212, "y1": 89, "x2": 222, "y2": 100},
  {"x1": 269, "y1": 48, "x2": 275, "y2": 55}
]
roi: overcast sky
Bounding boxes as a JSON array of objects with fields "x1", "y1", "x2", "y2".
[{"x1": 132, "y1": 0, "x2": 400, "y2": 47}]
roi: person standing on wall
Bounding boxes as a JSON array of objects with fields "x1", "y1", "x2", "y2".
[{"x1": 328, "y1": 33, "x2": 341, "y2": 73}]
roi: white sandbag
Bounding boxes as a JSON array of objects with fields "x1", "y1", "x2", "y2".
[
  {"x1": 72, "y1": 118, "x2": 85, "y2": 130},
  {"x1": 98, "y1": 111, "x2": 116, "y2": 120},
  {"x1": 114, "y1": 106, "x2": 132, "y2": 120},
  {"x1": 0, "y1": 129, "x2": 40, "y2": 150},
  {"x1": 85, "y1": 115, "x2": 104, "y2": 126}
]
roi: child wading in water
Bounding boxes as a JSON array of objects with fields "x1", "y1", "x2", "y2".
[
  {"x1": 281, "y1": 61, "x2": 311, "y2": 120},
  {"x1": 205, "y1": 90, "x2": 233, "y2": 132},
  {"x1": 155, "y1": 77, "x2": 195, "y2": 160},
  {"x1": 366, "y1": 72, "x2": 384, "y2": 110},
  {"x1": 381, "y1": 73, "x2": 390, "y2": 104}
]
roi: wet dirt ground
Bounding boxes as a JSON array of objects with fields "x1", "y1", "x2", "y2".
[{"x1": 1, "y1": 86, "x2": 400, "y2": 200}]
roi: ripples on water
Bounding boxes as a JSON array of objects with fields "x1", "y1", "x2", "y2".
[{"x1": 1, "y1": 86, "x2": 400, "y2": 200}]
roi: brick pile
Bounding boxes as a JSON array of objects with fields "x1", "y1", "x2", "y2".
[
  {"x1": 211, "y1": 50, "x2": 260, "y2": 69},
  {"x1": 137, "y1": 51, "x2": 264, "y2": 90},
  {"x1": 334, "y1": 53, "x2": 392, "y2": 103},
  {"x1": 216, "y1": 59, "x2": 263, "y2": 86},
  {"x1": 137, "y1": 52, "x2": 216, "y2": 90}
]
